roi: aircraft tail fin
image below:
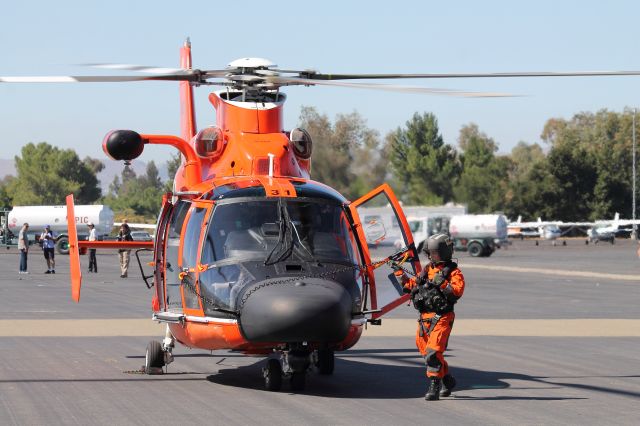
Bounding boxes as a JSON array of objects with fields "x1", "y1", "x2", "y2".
[{"x1": 179, "y1": 38, "x2": 197, "y2": 142}]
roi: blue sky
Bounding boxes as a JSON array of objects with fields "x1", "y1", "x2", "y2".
[{"x1": 1, "y1": 0, "x2": 639, "y2": 167}]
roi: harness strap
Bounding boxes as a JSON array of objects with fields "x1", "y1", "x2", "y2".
[{"x1": 418, "y1": 314, "x2": 442, "y2": 337}]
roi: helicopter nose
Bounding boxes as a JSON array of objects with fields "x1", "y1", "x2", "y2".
[{"x1": 238, "y1": 278, "x2": 352, "y2": 343}]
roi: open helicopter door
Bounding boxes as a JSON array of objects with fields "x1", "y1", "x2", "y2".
[
  {"x1": 151, "y1": 193, "x2": 173, "y2": 312},
  {"x1": 348, "y1": 183, "x2": 421, "y2": 320}
]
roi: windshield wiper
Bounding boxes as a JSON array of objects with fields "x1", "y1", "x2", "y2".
[{"x1": 264, "y1": 198, "x2": 294, "y2": 265}]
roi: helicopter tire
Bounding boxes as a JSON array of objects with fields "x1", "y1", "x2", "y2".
[
  {"x1": 290, "y1": 371, "x2": 306, "y2": 391},
  {"x1": 264, "y1": 359, "x2": 282, "y2": 391},
  {"x1": 145, "y1": 340, "x2": 165, "y2": 374},
  {"x1": 316, "y1": 348, "x2": 335, "y2": 375}
]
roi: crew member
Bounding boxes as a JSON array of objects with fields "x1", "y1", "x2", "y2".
[
  {"x1": 397, "y1": 233, "x2": 465, "y2": 401},
  {"x1": 41, "y1": 225, "x2": 56, "y2": 274},
  {"x1": 87, "y1": 222, "x2": 97, "y2": 273}
]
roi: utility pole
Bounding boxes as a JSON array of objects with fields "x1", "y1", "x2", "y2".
[{"x1": 633, "y1": 109, "x2": 637, "y2": 240}]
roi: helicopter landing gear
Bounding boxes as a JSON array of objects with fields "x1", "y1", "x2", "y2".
[
  {"x1": 263, "y1": 347, "x2": 311, "y2": 392},
  {"x1": 145, "y1": 340, "x2": 165, "y2": 374},
  {"x1": 144, "y1": 326, "x2": 175, "y2": 375},
  {"x1": 314, "y1": 348, "x2": 335, "y2": 375}
]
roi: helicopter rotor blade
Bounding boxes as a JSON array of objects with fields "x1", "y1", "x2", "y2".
[
  {"x1": 0, "y1": 71, "x2": 221, "y2": 84},
  {"x1": 267, "y1": 76, "x2": 518, "y2": 97},
  {"x1": 287, "y1": 70, "x2": 640, "y2": 80},
  {"x1": 83, "y1": 63, "x2": 233, "y2": 78}
]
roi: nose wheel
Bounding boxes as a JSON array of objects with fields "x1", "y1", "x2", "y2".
[
  {"x1": 145, "y1": 340, "x2": 165, "y2": 374},
  {"x1": 263, "y1": 348, "x2": 313, "y2": 392},
  {"x1": 144, "y1": 326, "x2": 175, "y2": 375}
]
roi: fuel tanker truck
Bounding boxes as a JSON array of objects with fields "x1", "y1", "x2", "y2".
[
  {"x1": 3, "y1": 205, "x2": 114, "y2": 254},
  {"x1": 397, "y1": 214, "x2": 508, "y2": 257},
  {"x1": 448, "y1": 214, "x2": 508, "y2": 257}
]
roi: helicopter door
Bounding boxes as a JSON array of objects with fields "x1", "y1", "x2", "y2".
[
  {"x1": 348, "y1": 183, "x2": 421, "y2": 319},
  {"x1": 152, "y1": 194, "x2": 173, "y2": 311},
  {"x1": 164, "y1": 200, "x2": 191, "y2": 313},
  {"x1": 179, "y1": 203, "x2": 209, "y2": 315}
]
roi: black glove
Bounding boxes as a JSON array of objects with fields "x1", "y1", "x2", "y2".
[
  {"x1": 432, "y1": 272, "x2": 446, "y2": 287},
  {"x1": 402, "y1": 285, "x2": 412, "y2": 294}
]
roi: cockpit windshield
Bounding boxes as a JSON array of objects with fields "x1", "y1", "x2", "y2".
[
  {"x1": 201, "y1": 198, "x2": 354, "y2": 265},
  {"x1": 198, "y1": 198, "x2": 357, "y2": 313}
]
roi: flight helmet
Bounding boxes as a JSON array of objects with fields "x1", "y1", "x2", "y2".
[{"x1": 425, "y1": 233, "x2": 454, "y2": 263}]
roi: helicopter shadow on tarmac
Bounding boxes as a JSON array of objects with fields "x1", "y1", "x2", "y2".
[{"x1": 203, "y1": 347, "x2": 592, "y2": 400}]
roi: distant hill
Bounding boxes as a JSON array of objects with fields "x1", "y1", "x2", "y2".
[{"x1": 0, "y1": 158, "x2": 170, "y2": 192}]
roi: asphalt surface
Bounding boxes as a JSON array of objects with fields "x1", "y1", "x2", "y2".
[{"x1": 0, "y1": 240, "x2": 639, "y2": 425}]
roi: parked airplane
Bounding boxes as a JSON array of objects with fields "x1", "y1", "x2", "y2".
[
  {"x1": 507, "y1": 213, "x2": 640, "y2": 245},
  {"x1": 508, "y1": 216, "x2": 564, "y2": 245}
]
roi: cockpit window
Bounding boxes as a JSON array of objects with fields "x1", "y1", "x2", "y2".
[{"x1": 201, "y1": 199, "x2": 354, "y2": 265}]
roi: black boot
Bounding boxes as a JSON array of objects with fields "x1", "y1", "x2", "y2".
[
  {"x1": 440, "y1": 374, "x2": 456, "y2": 397},
  {"x1": 425, "y1": 377, "x2": 441, "y2": 401}
]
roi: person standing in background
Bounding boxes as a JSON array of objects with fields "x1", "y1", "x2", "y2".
[
  {"x1": 117, "y1": 223, "x2": 133, "y2": 278},
  {"x1": 87, "y1": 222, "x2": 97, "y2": 273},
  {"x1": 18, "y1": 223, "x2": 29, "y2": 274},
  {"x1": 41, "y1": 225, "x2": 56, "y2": 274}
]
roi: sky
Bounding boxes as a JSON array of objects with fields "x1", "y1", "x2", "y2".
[{"x1": 1, "y1": 0, "x2": 640, "y2": 167}]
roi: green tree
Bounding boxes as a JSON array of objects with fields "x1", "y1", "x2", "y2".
[
  {"x1": 299, "y1": 106, "x2": 387, "y2": 200},
  {"x1": 389, "y1": 112, "x2": 459, "y2": 204},
  {"x1": 540, "y1": 109, "x2": 635, "y2": 220},
  {"x1": 9, "y1": 142, "x2": 103, "y2": 205},
  {"x1": 103, "y1": 161, "x2": 164, "y2": 221},
  {"x1": 454, "y1": 124, "x2": 508, "y2": 213},
  {"x1": 503, "y1": 142, "x2": 546, "y2": 219},
  {"x1": 0, "y1": 176, "x2": 15, "y2": 208}
]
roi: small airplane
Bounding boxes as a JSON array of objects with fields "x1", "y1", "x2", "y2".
[
  {"x1": 509, "y1": 212, "x2": 640, "y2": 246},
  {"x1": 508, "y1": 216, "x2": 563, "y2": 244},
  {"x1": 5, "y1": 39, "x2": 640, "y2": 392}
]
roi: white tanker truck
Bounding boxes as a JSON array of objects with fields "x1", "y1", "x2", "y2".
[
  {"x1": 397, "y1": 214, "x2": 508, "y2": 257},
  {"x1": 2, "y1": 205, "x2": 114, "y2": 254}
]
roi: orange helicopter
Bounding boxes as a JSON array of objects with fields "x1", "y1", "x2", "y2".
[{"x1": 5, "y1": 40, "x2": 640, "y2": 392}]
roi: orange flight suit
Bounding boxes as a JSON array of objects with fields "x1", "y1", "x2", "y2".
[{"x1": 403, "y1": 262, "x2": 465, "y2": 378}]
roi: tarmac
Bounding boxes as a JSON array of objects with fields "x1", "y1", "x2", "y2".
[{"x1": 0, "y1": 239, "x2": 639, "y2": 425}]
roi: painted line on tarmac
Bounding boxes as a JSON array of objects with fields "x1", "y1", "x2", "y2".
[
  {"x1": 363, "y1": 318, "x2": 640, "y2": 337},
  {"x1": 0, "y1": 319, "x2": 164, "y2": 337},
  {"x1": 460, "y1": 263, "x2": 640, "y2": 282},
  {"x1": 1, "y1": 318, "x2": 639, "y2": 337}
]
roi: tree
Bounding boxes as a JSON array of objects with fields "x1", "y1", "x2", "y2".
[
  {"x1": 539, "y1": 109, "x2": 635, "y2": 220},
  {"x1": 103, "y1": 161, "x2": 164, "y2": 221},
  {"x1": 388, "y1": 112, "x2": 460, "y2": 204},
  {"x1": 299, "y1": 106, "x2": 387, "y2": 200},
  {"x1": 503, "y1": 142, "x2": 546, "y2": 219},
  {"x1": 0, "y1": 176, "x2": 15, "y2": 208},
  {"x1": 454, "y1": 124, "x2": 508, "y2": 213},
  {"x1": 8, "y1": 142, "x2": 103, "y2": 205}
]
